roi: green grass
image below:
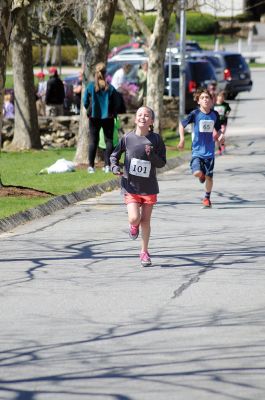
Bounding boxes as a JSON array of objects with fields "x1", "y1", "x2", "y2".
[
  {"x1": 0, "y1": 197, "x2": 49, "y2": 219},
  {"x1": 0, "y1": 132, "x2": 191, "y2": 220},
  {"x1": 0, "y1": 148, "x2": 116, "y2": 195}
]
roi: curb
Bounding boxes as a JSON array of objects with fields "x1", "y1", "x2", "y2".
[{"x1": 0, "y1": 154, "x2": 190, "y2": 234}]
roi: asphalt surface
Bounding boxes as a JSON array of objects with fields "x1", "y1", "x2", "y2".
[{"x1": 0, "y1": 69, "x2": 265, "y2": 400}]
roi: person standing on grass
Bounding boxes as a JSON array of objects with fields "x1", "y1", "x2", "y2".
[
  {"x1": 110, "y1": 106, "x2": 166, "y2": 267},
  {"x1": 35, "y1": 71, "x2": 47, "y2": 116},
  {"x1": 83, "y1": 62, "x2": 120, "y2": 174},
  {"x1": 3, "y1": 93, "x2": 15, "y2": 119},
  {"x1": 45, "y1": 67, "x2": 65, "y2": 117},
  {"x1": 214, "y1": 90, "x2": 231, "y2": 155},
  {"x1": 178, "y1": 88, "x2": 224, "y2": 208}
]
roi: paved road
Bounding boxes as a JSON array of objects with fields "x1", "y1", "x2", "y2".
[{"x1": 0, "y1": 70, "x2": 265, "y2": 400}]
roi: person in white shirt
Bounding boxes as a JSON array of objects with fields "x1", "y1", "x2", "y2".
[{"x1": 111, "y1": 63, "x2": 132, "y2": 90}]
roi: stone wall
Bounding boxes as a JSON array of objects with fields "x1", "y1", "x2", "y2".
[{"x1": 1, "y1": 97, "x2": 179, "y2": 149}]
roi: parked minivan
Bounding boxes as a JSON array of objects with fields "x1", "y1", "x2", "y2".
[{"x1": 191, "y1": 51, "x2": 253, "y2": 99}]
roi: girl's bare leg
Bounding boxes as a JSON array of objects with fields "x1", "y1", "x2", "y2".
[
  {"x1": 127, "y1": 202, "x2": 141, "y2": 227},
  {"x1": 140, "y1": 204, "x2": 153, "y2": 253}
]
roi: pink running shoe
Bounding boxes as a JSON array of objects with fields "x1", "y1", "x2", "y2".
[
  {"x1": 129, "y1": 224, "x2": 139, "y2": 240},
  {"x1": 140, "y1": 251, "x2": 152, "y2": 267}
]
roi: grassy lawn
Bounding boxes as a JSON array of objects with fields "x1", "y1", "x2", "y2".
[{"x1": 0, "y1": 131, "x2": 191, "y2": 220}]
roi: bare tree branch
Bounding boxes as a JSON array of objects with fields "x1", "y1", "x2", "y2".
[{"x1": 118, "y1": 0, "x2": 151, "y2": 41}]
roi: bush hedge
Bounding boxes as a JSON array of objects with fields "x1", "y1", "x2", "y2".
[
  {"x1": 186, "y1": 12, "x2": 217, "y2": 34},
  {"x1": 32, "y1": 45, "x2": 78, "y2": 66},
  {"x1": 111, "y1": 12, "x2": 217, "y2": 36}
]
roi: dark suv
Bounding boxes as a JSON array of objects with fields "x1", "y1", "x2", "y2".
[
  {"x1": 192, "y1": 51, "x2": 253, "y2": 99},
  {"x1": 164, "y1": 58, "x2": 217, "y2": 111}
]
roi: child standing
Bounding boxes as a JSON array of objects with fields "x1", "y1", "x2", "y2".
[
  {"x1": 110, "y1": 106, "x2": 166, "y2": 267},
  {"x1": 214, "y1": 90, "x2": 231, "y2": 155},
  {"x1": 178, "y1": 88, "x2": 224, "y2": 208},
  {"x1": 3, "y1": 93, "x2": 15, "y2": 119}
]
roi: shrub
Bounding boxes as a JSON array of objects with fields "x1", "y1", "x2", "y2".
[
  {"x1": 111, "y1": 13, "x2": 177, "y2": 35},
  {"x1": 32, "y1": 46, "x2": 78, "y2": 66},
  {"x1": 109, "y1": 34, "x2": 130, "y2": 49},
  {"x1": 111, "y1": 14, "x2": 132, "y2": 34},
  {"x1": 187, "y1": 12, "x2": 217, "y2": 34}
]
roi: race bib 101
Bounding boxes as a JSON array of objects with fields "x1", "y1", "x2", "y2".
[
  {"x1": 199, "y1": 119, "x2": 214, "y2": 132},
  {"x1": 129, "y1": 158, "x2": 151, "y2": 178}
]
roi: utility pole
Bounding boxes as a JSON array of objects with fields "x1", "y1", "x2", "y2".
[{"x1": 179, "y1": 0, "x2": 186, "y2": 121}]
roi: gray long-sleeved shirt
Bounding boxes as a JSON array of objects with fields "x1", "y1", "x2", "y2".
[{"x1": 110, "y1": 130, "x2": 166, "y2": 195}]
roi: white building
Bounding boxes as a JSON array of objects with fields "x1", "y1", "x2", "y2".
[{"x1": 198, "y1": 0, "x2": 246, "y2": 17}]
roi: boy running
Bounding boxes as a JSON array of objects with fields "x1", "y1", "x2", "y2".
[
  {"x1": 178, "y1": 88, "x2": 224, "y2": 208},
  {"x1": 110, "y1": 106, "x2": 166, "y2": 267}
]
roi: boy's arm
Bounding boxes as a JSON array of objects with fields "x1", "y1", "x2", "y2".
[
  {"x1": 178, "y1": 122, "x2": 185, "y2": 150},
  {"x1": 213, "y1": 111, "x2": 225, "y2": 143}
]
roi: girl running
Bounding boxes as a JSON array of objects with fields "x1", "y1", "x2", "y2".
[{"x1": 110, "y1": 106, "x2": 166, "y2": 267}]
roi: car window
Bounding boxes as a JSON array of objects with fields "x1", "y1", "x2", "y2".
[
  {"x1": 164, "y1": 64, "x2": 180, "y2": 79},
  {"x1": 204, "y1": 56, "x2": 222, "y2": 68},
  {"x1": 224, "y1": 54, "x2": 248, "y2": 69},
  {"x1": 189, "y1": 62, "x2": 216, "y2": 81}
]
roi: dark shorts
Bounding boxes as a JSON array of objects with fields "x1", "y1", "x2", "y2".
[{"x1": 190, "y1": 157, "x2": 215, "y2": 177}]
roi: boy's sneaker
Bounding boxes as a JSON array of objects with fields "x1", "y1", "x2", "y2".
[
  {"x1": 129, "y1": 225, "x2": 139, "y2": 240},
  {"x1": 202, "y1": 197, "x2": 212, "y2": 208},
  {"x1": 88, "y1": 167, "x2": 95, "y2": 174},
  {"x1": 199, "y1": 173, "x2": 206, "y2": 183},
  {"x1": 140, "y1": 251, "x2": 152, "y2": 267},
  {"x1": 104, "y1": 165, "x2": 110, "y2": 173}
]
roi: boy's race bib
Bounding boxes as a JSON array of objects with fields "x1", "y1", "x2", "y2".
[
  {"x1": 199, "y1": 119, "x2": 214, "y2": 132},
  {"x1": 129, "y1": 158, "x2": 151, "y2": 178}
]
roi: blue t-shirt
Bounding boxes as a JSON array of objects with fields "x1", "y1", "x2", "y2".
[{"x1": 181, "y1": 108, "x2": 221, "y2": 159}]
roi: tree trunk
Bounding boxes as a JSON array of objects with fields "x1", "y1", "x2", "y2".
[
  {"x1": 74, "y1": 97, "x2": 89, "y2": 164},
  {"x1": 118, "y1": 0, "x2": 176, "y2": 133},
  {"x1": 11, "y1": 10, "x2": 41, "y2": 150},
  {"x1": 0, "y1": 1, "x2": 13, "y2": 147},
  {"x1": 72, "y1": 0, "x2": 117, "y2": 165},
  {"x1": 147, "y1": 1, "x2": 175, "y2": 133}
]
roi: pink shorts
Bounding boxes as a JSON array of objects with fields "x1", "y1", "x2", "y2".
[{"x1": 124, "y1": 193, "x2": 157, "y2": 205}]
